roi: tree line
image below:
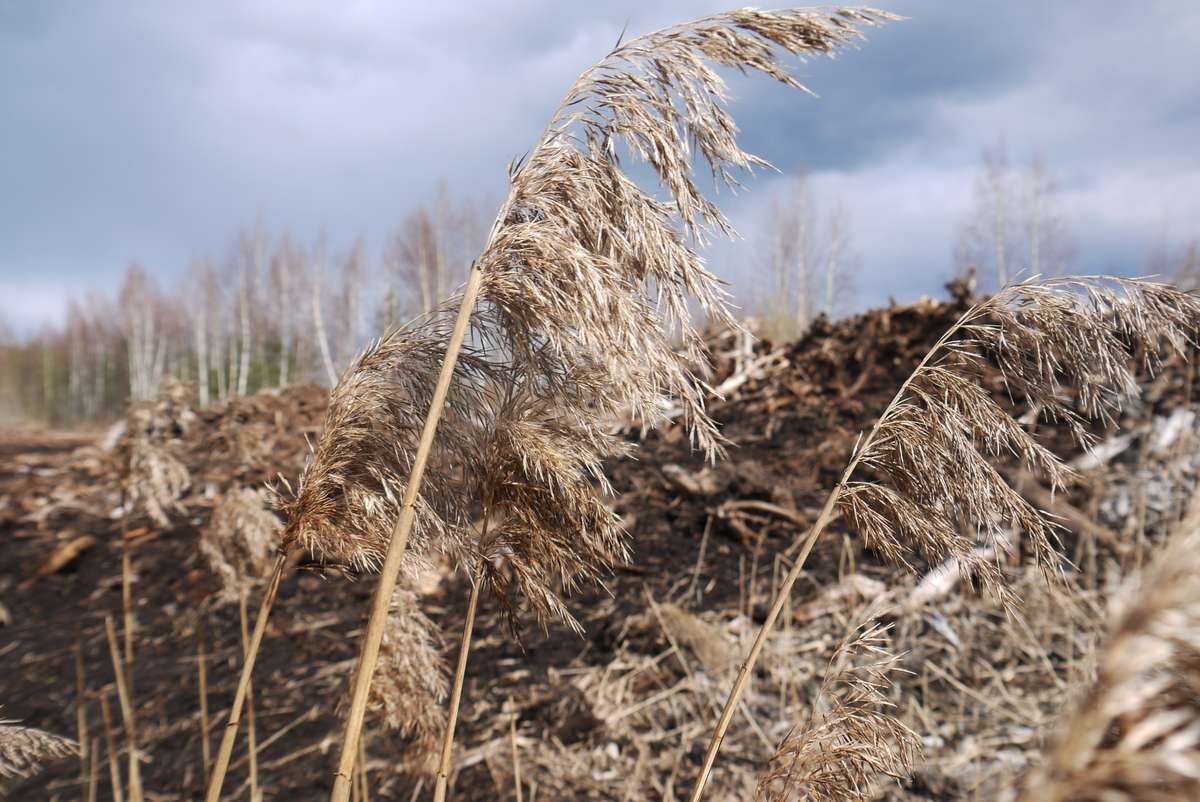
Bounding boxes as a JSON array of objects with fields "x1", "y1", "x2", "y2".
[
  {"x1": 1, "y1": 189, "x2": 482, "y2": 425},
  {"x1": 4, "y1": 145, "x2": 1196, "y2": 426}
]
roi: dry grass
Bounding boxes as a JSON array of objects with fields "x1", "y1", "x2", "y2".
[
  {"x1": 280, "y1": 310, "x2": 496, "y2": 574},
  {"x1": 755, "y1": 613, "x2": 918, "y2": 802},
  {"x1": 843, "y1": 278, "x2": 1200, "y2": 604},
  {"x1": 0, "y1": 717, "x2": 77, "y2": 781},
  {"x1": 368, "y1": 589, "x2": 449, "y2": 772},
  {"x1": 199, "y1": 486, "x2": 280, "y2": 602},
  {"x1": 311, "y1": 10, "x2": 899, "y2": 799},
  {"x1": 1015, "y1": 494, "x2": 1200, "y2": 802},
  {"x1": 12, "y1": 8, "x2": 1200, "y2": 802},
  {"x1": 118, "y1": 378, "x2": 194, "y2": 527},
  {"x1": 695, "y1": 276, "x2": 1200, "y2": 800}
]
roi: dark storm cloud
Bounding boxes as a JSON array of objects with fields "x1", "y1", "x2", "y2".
[{"x1": 2, "y1": 1, "x2": 1198, "y2": 331}]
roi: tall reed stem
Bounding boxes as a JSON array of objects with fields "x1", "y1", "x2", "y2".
[
  {"x1": 87, "y1": 736, "x2": 100, "y2": 802},
  {"x1": 509, "y1": 697, "x2": 522, "y2": 802},
  {"x1": 74, "y1": 640, "x2": 89, "y2": 802},
  {"x1": 122, "y1": 533, "x2": 134, "y2": 673},
  {"x1": 197, "y1": 617, "x2": 211, "y2": 780},
  {"x1": 239, "y1": 588, "x2": 260, "y2": 802},
  {"x1": 329, "y1": 264, "x2": 485, "y2": 802},
  {"x1": 204, "y1": 551, "x2": 287, "y2": 802},
  {"x1": 104, "y1": 616, "x2": 142, "y2": 802},
  {"x1": 357, "y1": 736, "x2": 370, "y2": 802},
  {"x1": 432, "y1": 575, "x2": 483, "y2": 802},
  {"x1": 99, "y1": 694, "x2": 124, "y2": 802},
  {"x1": 687, "y1": 313, "x2": 970, "y2": 802}
]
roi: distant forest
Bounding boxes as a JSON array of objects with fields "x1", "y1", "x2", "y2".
[{"x1": 3, "y1": 145, "x2": 1196, "y2": 426}]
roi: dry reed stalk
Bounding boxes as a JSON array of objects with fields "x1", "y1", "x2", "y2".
[
  {"x1": 87, "y1": 736, "x2": 99, "y2": 802},
  {"x1": 239, "y1": 588, "x2": 260, "y2": 802},
  {"x1": 323, "y1": 10, "x2": 894, "y2": 800},
  {"x1": 325, "y1": 268, "x2": 487, "y2": 802},
  {"x1": 121, "y1": 533, "x2": 134, "y2": 676},
  {"x1": 691, "y1": 277, "x2": 1200, "y2": 800},
  {"x1": 1015, "y1": 497, "x2": 1200, "y2": 802},
  {"x1": 357, "y1": 737, "x2": 369, "y2": 802},
  {"x1": 270, "y1": 287, "x2": 495, "y2": 801},
  {"x1": 197, "y1": 619, "x2": 211, "y2": 780},
  {"x1": 753, "y1": 615, "x2": 918, "y2": 802},
  {"x1": 509, "y1": 697, "x2": 522, "y2": 802},
  {"x1": 104, "y1": 616, "x2": 142, "y2": 802},
  {"x1": 0, "y1": 716, "x2": 77, "y2": 781},
  {"x1": 99, "y1": 694, "x2": 124, "y2": 802},
  {"x1": 432, "y1": 577, "x2": 482, "y2": 802},
  {"x1": 203, "y1": 551, "x2": 286, "y2": 802},
  {"x1": 73, "y1": 640, "x2": 89, "y2": 800}
]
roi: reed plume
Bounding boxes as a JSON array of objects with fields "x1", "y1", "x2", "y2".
[
  {"x1": 754, "y1": 616, "x2": 918, "y2": 802},
  {"x1": 0, "y1": 717, "x2": 77, "y2": 781},
  {"x1": 317, "y1": 10, "x2": 898, "y2": 800},
  {"x1": 199, "y1": 486, "x2": 279, "y2": 602},
  {"x1": 203, "y1": 307, "x2": 497, "y2": 802},
  {"x1": 280, "y1": 307, "x2": 496, "y2": 574},
  {"x1": 467, "y1": 362, "x2": 631, "y2": 635},
  {"x1": 368, "y1": 589, "x2": 448, "y2": 771},
  {"x1": 692, "y1": 277, "x2": 1200, "y2": 800},
  {"x1": 476, "y1": 8, "x2": 895, "y2": 455},
  {"x1": 1015, "y1": 496, "x2": 1200, "y2": 802}
]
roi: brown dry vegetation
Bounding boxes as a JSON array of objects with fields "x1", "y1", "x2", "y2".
[
  {"x1": 4, "y1": 7, "x2": 1200, "y2": 802},
  {"x1": 2, "y1": 284, "x2": 1199, "y2": 800}
]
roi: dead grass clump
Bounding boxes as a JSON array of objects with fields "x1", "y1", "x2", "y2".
[
  {"x1": 656, "y1": 603, "x2": 736, "y2": 676},
  {"x1": 0, "y1": 717, "x2": 77, "y2": 781},
  {"x1": 117, "y1": 379, "x2": 196, "y2": 527},
  {"x1": 124, "y1": 441, "x2": 190, "y2": 527},
  {"x1": 199, "y1": 487, "x2": 280, "y2": 602}
]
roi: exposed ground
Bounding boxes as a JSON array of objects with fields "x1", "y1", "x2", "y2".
[{"x1": 2, "y1": 288, "x2": 1197, "y2": 801}]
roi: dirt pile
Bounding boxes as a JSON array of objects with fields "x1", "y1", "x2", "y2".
[{"x1": 1, "y1": 292, "x2": 1196, "y2": 801}]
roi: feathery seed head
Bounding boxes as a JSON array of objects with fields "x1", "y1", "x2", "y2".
[
  {"x1": 200, "y1": 486, "x2": 281, "y2": 602},
  {"x1": 290, "y1": 8, "x2": 896, "y2": 625},
  {"x1": 841, "y1": 278, "x2": 1200, "y2": 606},
  {"x1": 281, "y1": 303, "x2": 496, "y2": 573},
  {"x1": 0, "y1": 718, "x2": 77, "y2": 781},
  {"x1": 755, "y1": 614, "x2": 919, "y2": 802},
  {"x1": 1016, "y1": 493, "x2": 1200, "y2": 802},
  {"x1": 368, "y1": 589, "x2": 448, "y2": 771}
]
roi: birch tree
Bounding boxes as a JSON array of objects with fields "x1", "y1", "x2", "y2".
[
  {"x1": 310, "y1": 239, "x2": 339, "y2": 386},
  {"x1": 118, "y1": 263, "x2": 161, "y2": 401},
  {"x1": 233, "y1": 227, "x2": 265, "y2": 397},
  {"x1": 759, "y1": 172, "x2": 859, "y2": 337},
  {"x1": 270, "y1": 234, "x2": 299, "y2": 387},
  {"x1": 382, "y1": 186, "x2": 481, "y2": 317},
  {"x1": 956, "y1": 142, "x2": 1074, "y2": 288}
]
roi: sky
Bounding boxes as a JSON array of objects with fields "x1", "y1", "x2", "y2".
[{"x1": 2, "y1": 1, "x2": 1198, "y2": 332}]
